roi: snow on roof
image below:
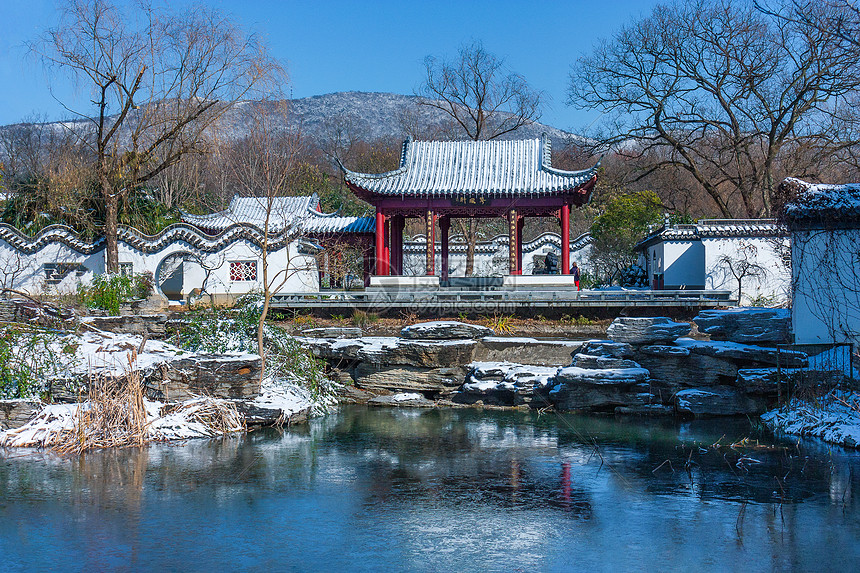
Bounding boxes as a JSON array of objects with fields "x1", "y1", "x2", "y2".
[
  {"x1": 181, "y1": 194, "x2": 374, "y2": 235},
  {"x1": 341, "y1": 136, "x2": 599, "y2": 199},
  {"x1": 182, "y1": 195, "x2": 317, "y2": 232},
  {"x1": 634, "y1": 219, "x2": 783, "y2": 250},
  {"x1": 781, "y1": 177, "x2": 860, "y2": 227},
  {"x1": 301, "y1": 214, "x2": 375, "y2": 234}
]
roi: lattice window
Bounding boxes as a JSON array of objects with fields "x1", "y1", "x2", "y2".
[
  {"x1": 119, "y1": 262, "x2": 133, "y2": 277},
  {"x1": 229, "y1": 260, "x2": 258, "y2": 282},
  {"x1": 43, "y1": 263, "x2": 87, "y2": 285}
]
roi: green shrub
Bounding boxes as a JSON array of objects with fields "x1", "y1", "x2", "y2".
[
  {"x1": 171, "y1": 294, "x2": 332, "y2": 400},
  {"x1": 78, "y1": 272, "x2": 153, "y2": 315},
  {"x1": 0, "y1": 326, "x2": 66, "y2": 399}
]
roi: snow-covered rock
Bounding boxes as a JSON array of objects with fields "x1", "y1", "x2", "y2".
[
  {"x1": 736, "y1": 368, "x2": 803, "y2": 395},
  {"x1": 301, "y1": 336, "x2": 478, "y2": 368},
  {"x1": 549, "y1": 366, "x2": 654, "y2": 411},
  {"x1": 149, "y1": 353, "x2": 262, "y2": 401},
  {"x1": 636, "y1": 344, "x2": 738, "y2": 391},
  {"x1": 400, "y1": 321, "x2": 493, "y2": 340},
  {"x1": 579, "y1": 340, "x2": 635, "y2": 359},
  {"x1": 694, "y1": 308, "x2": 791, "y2": 344},
  {"x1": 554, "y1": 366, "x2": 649, "y2": 386},
  {"x1": 674, "y1": 387, "x2": 763, "y2": 417},
  {"x1": 453, "y1": 361, "x2": 560, "y2": 406},
  {"x1": 463, "y1": 361, "x2": 558, "y2": 395},
  {"x1": 606, "y1": 317, "x2": 691, "y2": 345},
  {"x1": 572, "y1": 353, "x2": 640, "y2": 370},
  {"x1": 615, "y1": 404, "x2": 675, "y2": 416},
  {"x1": 673, "y1": 338, "x2": 806, "y2": 367},
  {"x1": 368, "y1": 392, "x2": 435, "y2": 407},
  {"x1": 353, "y1": 364, "x2": 466, "y2": 393}
]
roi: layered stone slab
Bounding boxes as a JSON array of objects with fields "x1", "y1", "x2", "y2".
[
  {"x1": 694, "y1": 308, "x2": 791, "y2": 344},
  {"x1": 401, "y1": 321, "x2": 493, "y2": 340},
  {"x1": 606, "y1": 317, "x2": 691, "y2": 344},
  {"x1": 674, "y1": 387, "x2": 764, "y2": 417},
  {"x1": 0, "y1": 400, "x2": 42, "y2": 431}
]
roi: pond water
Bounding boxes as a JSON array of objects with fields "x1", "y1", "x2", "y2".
[{"x1": 1, "y1": 406, "x2": 859, "y2": 572}]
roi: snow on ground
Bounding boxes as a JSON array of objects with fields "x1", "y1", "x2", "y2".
[
  {"x1": 761, "y1": 390, "x2": 860, "y2": 449},
  {"x1": 254, "y1": 376, "x2": 316, "y2": 415},
  {"x1": 1, "y1": 326, "x2": 321, "y2": 448},
  {"x1": 72, "y1": 330, "x2": 192, "y2": 376},
  {"x1": 0, "y1": 404, "x2": 82, "y2": 448},
  {"x1": 0, "y1": 381, "x2": 315, "y2": 448},
  {"x1": 146, "y1": 398, "x2": 244, "y2": 441},
  {"x1": 9, "y1": 327, "x2": 194, "y2": 391}
]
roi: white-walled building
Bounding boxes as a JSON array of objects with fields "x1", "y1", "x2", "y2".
[
  {"x1": 782, "y1": 178, "x2": 860, "y2": 347},
  {"x1": 635, "y1": 218, "x2": 790, "y2": 304},
  {"x1": 0, "y1": 194, "x2": 374, "y2": 304}
]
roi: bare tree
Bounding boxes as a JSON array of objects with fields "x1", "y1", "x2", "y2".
[
  {"x1": 35, "y1": 0, "x2": 284, "y2": 272},
  {"x1": 417, "y1": 41, "x2": 543, "y2": 275},
  {"x1": 0, "y1": 251, "x2": 28, "y2": 296},
  {"x1": 715, "y1": 241, "x2": 770, "y2": 305},
  {"x1": 226, "y1": 101, "x2": 314, "y2": 382},
  {"x1": 418, "y1": 41, "x2": 542, "y2": 141},
  {"x1": 569, "y1": 0, "x2": 860, "y2": 218}
]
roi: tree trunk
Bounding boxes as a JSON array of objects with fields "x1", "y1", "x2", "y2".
[
  {"x1": 103, "y1": 181, "x2": 119, "y2": 273},
  {"x1": 258, "y1": 236, "x2": 270, "y2": 385},
  {"x1": 465, "y1": 219, "x2": 477, "y2": 276}
]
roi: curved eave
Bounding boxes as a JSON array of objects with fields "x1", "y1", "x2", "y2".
[{"x1": 344, "y1": 167, "x2": 599, "y2": 205}]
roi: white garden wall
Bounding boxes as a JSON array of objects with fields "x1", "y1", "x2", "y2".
[
  {"x1": 703, "y1": 237, "x2": 790, "y2": 305},
  {"x1": 791, "y1": 228, "x2": 860, "y2": 347}
]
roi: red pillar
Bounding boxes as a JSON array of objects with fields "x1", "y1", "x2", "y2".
[
  {"x1": 508, "y1": 209, "x2": 518, "y2": 275},
  {"x1": 516, "y1": 216, "x2": 524, "y2": 275},
  {"x1": 375, "y1": 210, "x2": 388, "y2": 276},
  {"x1": 560, "y1": 204, "x2": 570, "y2": 275},
  {"x1": 384, "y1": 218, "x2": 391, "y2": 274},
  {"x1": 390, "y1": 215, "x2": 403, "y2": 275},
  {"x1": 440, "y1": 216, "x2": 450, "y2": 282},
  {"x1": 425, "y1": 209, "x2": 435, "y2": 276}
]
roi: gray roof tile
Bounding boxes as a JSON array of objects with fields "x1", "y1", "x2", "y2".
[{"x1": 342, "y1": 136, "x2": 599, "y2": 198}]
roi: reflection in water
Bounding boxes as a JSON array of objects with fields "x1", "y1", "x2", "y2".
[{"x1": 1, "y1": 406, "x2": 860, "y2": 571}]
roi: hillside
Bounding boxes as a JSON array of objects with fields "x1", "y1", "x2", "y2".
[{"x1": 1, "y1": 91, "x2": 582, "y2": 149}]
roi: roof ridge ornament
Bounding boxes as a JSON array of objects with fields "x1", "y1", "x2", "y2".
[{"x1": 541, "y1": 133, "x2": 552, "y2": 169}]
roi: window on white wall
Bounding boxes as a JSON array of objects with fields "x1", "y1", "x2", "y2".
[
  {"x1": 119, "y1": 262, "x2": 133, "y2": 277},
  {"x1": 229, "y1": 260, "x2": 258, "y2": 282}
]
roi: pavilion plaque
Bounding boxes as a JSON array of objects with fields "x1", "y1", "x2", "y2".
[{"x1": 451, "y1": 196, "x2": 489, "y2": 207}]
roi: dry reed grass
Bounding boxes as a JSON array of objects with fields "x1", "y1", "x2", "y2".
[
  {"x1": 2, "y1": 351, "x2": 249, "y2": 452},
  {"x1": 54, "y1": 352, "x2": 149, "y2": 454}
]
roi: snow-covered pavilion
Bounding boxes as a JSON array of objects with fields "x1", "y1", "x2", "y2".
[{"x1": 341, "y1": 136, "x2": 599, "y2": 281}]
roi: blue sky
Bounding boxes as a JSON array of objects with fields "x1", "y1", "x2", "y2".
[{"x1": 0, "y1": 0, "x2": 660, "y2": 131}]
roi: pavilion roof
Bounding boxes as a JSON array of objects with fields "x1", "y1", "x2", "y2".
[
  {"x1": 341, "y1": 136, "x2": 599, "y2": 200},
  {"x1": 180, "y1": 194, "x2": 374, "y2": 235}
]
